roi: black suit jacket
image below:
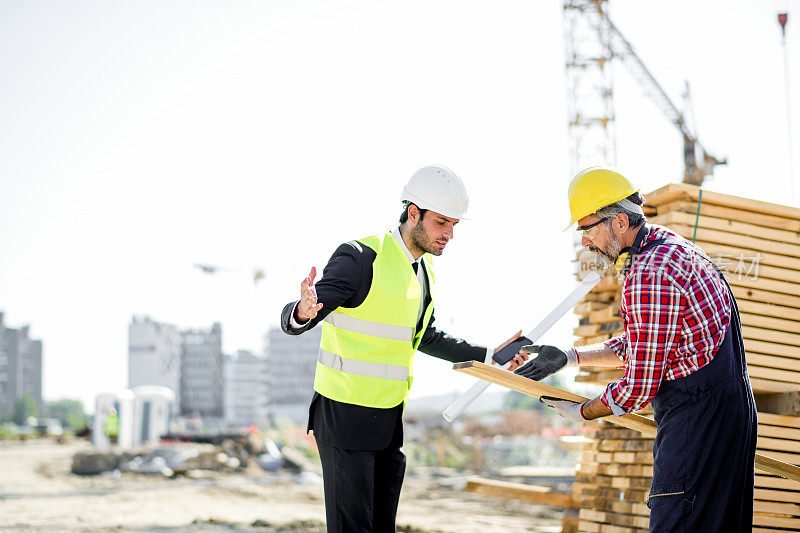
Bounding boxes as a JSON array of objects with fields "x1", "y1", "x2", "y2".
[{"x1": 280, "y1": 237, "x2": 486, "y2": 450}]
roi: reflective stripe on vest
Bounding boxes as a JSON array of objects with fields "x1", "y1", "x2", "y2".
[
  {"x1": 324, "y1": 311, "x2": 414, "y2": 342},
  {"x1": 318, "y1": 349, "x2": 410, "y2": 382}
]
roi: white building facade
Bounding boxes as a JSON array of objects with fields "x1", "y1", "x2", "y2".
[
  {"x1": 128, "y1": 316, "x2": 182, "y2": 413},
  {"x1": 224, "y1": 350, "x2": 267, "y2": 427},
  {"x1": 264, "y1": 325, "x2": 321, "y2": 425}
]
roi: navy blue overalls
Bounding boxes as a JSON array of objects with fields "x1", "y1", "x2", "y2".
[{"x1": 623, "y1": 228, "x2": 758, "y2": 532}]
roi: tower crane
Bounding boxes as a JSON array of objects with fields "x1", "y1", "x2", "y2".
[{"x1": 563, "y1": 0, "x2": 726, "y2": 185}]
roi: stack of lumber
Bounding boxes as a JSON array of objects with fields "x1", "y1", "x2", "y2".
[
  {"x1": 574, "y1": 416, "x2": 800, "y2": 532},
  {"x1": 574, "y1": 183, "x2": 800, "y2": 394},
  {"x1": 570, "y1": 184, "x2": 800, "y2": 532}
]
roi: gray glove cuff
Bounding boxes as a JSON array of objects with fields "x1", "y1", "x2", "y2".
[{"x1": 566, "y1": 347, "x2": 580, "y2": 367}]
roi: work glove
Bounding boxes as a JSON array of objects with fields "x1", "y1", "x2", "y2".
[
  {"x1": 513, "y1": 345, "x2": 578, "y2": 381},
  {"x1": 540, "y1": 396, "x2": 587, "y2": 422},
  {"x1": 492, "y1": 336, "x2": 532, "y2": 366}
]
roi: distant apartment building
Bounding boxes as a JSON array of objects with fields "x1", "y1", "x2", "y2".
[
  {"x1": 181, "y1": 323, "x2": 224, "y2": 419},
  {"x1": 224, "y1": 350, "x2": 267, "y2": 427},
  {"x1": 0, "y1": 313, "x2": 43, "y2": 420},
  {"x1": 128, "y1": 316, "x2": 182, "y2": 413},
  {"x1": 264, "y1": 325, "x2": 321, "y2": 424}
]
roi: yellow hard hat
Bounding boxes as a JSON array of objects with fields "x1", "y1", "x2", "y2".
[{"x1": 566, "y1": 167, "x2": 639, "y2": 230}]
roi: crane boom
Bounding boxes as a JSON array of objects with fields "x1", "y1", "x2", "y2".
[{"x1": 601, "y1": 14, "x2": 726, "y2": 185}]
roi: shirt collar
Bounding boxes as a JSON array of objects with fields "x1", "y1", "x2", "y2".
[{"x1": 392, "y1": 226, "x2": 420, "y2": 264}]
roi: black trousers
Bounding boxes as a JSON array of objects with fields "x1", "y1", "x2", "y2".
[{"x1": 316, "y1": 439, "x2": 406, "y2": 533}]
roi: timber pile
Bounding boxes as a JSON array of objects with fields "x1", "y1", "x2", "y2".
[
  {"x1": 571, "y1": 183, "x2": 800, "y2": 532},
  {"x1": 574, "y1": 183, "x2": 800, "y2": 392}
]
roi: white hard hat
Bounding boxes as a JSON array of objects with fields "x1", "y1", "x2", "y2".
[{"x1": 400, "y1": 165, "x2": 469, "y2": 219}]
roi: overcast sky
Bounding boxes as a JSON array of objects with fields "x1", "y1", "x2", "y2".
[{"x1": 1, "y1": 0, "x2": 797, "y2": 412}]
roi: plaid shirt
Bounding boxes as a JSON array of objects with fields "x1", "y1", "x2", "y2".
[{"x1": 599, "y1": 224, "x2": 732, "y2": 415}]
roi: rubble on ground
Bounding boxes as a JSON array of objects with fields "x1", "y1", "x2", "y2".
[{"x1": 71, "y1": 435, "x2": 320, "y2": 480}]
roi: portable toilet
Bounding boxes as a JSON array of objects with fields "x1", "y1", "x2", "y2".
[
  {"x1": 93, "y1": 390, "x2": 135, "y2": 449},
  {"x1": 132, "y1": 386, "x2": 174, "y2": 447}
]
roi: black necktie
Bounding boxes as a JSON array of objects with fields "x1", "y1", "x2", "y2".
[{"x1": 412, "y1": 262, "x2": 419, "y2": 274}]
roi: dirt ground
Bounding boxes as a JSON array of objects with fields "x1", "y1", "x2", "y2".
[{"x1": 0, "y1": 439, "x2": 564, "y2": 532}]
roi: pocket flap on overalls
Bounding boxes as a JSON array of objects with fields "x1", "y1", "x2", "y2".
[{"x1": 647, "y1": 481, "x2": 685, "y2": 508}]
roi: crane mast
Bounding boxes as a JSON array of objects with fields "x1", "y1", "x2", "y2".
[{"x1": 563, "y1": 0, "x2": 726, "y2": 185}]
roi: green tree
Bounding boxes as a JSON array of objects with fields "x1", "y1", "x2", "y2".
[
  {"x1": 46, "y1": 399, "x2": 89, "y2": 432},
  {"x1": 13, "y1": 394, "x2": 38, "y2": 425}
]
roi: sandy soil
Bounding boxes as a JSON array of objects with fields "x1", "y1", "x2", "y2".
[{"x1": 0, "y1": 439, "x2": 563, "y2": 532}]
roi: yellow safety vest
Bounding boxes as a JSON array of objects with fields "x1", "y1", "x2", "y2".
[{"x1": 313, "y1": 231, "x2": 435, "y2": 408}]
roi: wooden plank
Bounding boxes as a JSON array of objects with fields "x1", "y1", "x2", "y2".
[
  {"x1": 607, "y1": 452, "x2": 653, "y2": 465},
  {"x1": 753, "y1": 500, "x2": 800, "y2": 515},
  {"x1": 759, "y1": 412, "x2": 800, "y2": 429},
  {"x1": 758, "y1": 436, "x2": 800, "y2": 453},
  {"x1": 657, "y1": 200, "x2": 800, "y2": 233},
  {"x1": 597, "y1": 439, "x2": 652, "y2": 452},
  {"x1": 653, "y1": 210, "x2": 800, "y2": 247},
  {"x1": 757, "y1": 449, "x2": 800, "y2": 466},
  {"x1": 748, "y1": 263, "x2": 800, "y2": 286},
  {"x1": 452, "y1": 361, "x2": 800, "y2": 483},
  {"x1": 750, "y1": 377, "x2": 800, "y2": 393},
  {"x1": 755, "y1": 487, "x2": 800, "y2": 503},
  {"x1": 575, "y1": 324, "x2": 602, "y2": 336},
  {"x1": 733, "y1": 285, "x2": 800, "y2": 310},
  {"x1": 590, "y1": 302, "x2": 622, "y2": 324},
  {"x1": 739, "y1": 300, "x2": 800, "y2": 324},
  {"x1": 748, "y1": 365, "x2": 800, "y2": 385},
  {"x1": 740, "y1": 313, "x2": 800, "y2": 335},
  {"x1": 576, "y1": 301, "x2": 607, "y2": 316},
  {"x1": 453, "y1": 361, "x2": 658, "y2": 436},
  {"x1": 464, "y1": 477, "x2": 578, "y2": 508},
  {"x1": 666, "y1": 223, "x2": 800, "y2": 260},
  {"x1": 746, "y1": 338, "x2": 800, "y2": 360},
  {"x1": 645, "y1": 183, "x2": 800, "y2": 221},
  {"x1": 581, "y1": 291, "x2": 620, "y2": 303},
  {"x1": 756, "y1": 474, "x2": 800, "y2": 490},
  {"x1": 579, "y1": 509, "x2": 649, "y2": 529},
  {"x1": 728, "y1": 275, "x2": 800, "y2": 301},
  {"x1": 582, "y1": 333, "x2": 612, "y2": 345},
  {"x1": 608, "y1": 501, "x2": 649, "y2": 517},
  {"x1": 743, "y1": 325, "x2": 800, "y2": 348},
  {"x1": 753, "y1": 515, "x2": 800, "y2": 528},
  {"x1": 748, "y1": 354, "x2": 800, "y2": 372},
  {"x1": 692, "y1": 240, "x2": 800, "y2": 272},
  {"x1": 758, "y1": 424, "x2": 800, "y2": 441},
  {"x1": 610, "y1": 477, "x2": 651, "y2": 490},
  {"x1": 590, "y1": 463, "x2": 654, "y2": 478}
]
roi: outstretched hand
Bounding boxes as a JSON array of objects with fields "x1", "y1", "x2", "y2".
[
  {"x1": 295, "y1": 267, "x2": 323, "y2": 322},
  {"x1": 513, "y1": 345, "x2": 569, "y2": 381},
  {"x1": 492, "y1": 331, "x2": 530, "y2": 371}
]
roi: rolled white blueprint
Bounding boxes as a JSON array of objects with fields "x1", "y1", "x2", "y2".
[{"x1": 442, "y1": 271, "x2": 601, "y2": 422}]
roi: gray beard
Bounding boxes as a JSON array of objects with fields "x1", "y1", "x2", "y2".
[{"x1": 597, "y1": 234, "x2": 623, "y2": 268}]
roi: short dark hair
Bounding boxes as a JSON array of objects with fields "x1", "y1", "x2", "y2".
[
  {"x1": 596, "y1": 192, "x2": 646, "y2": 229},
  {"x1": 399, "y1": 202, "x2": 427, "y2": 224}
]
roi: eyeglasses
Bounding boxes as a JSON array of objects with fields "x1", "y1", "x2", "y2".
[{"x1": 577, "y1": 217, "x2": 609, "y2": 239}]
